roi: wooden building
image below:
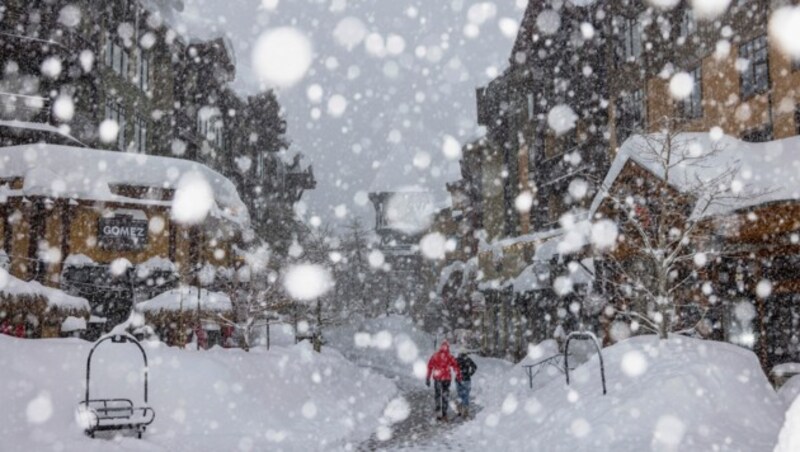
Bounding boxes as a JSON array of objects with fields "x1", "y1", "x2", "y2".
[
  {"x1": 0, "y1": 142, "x2": 249, "y2": 336},
  {"x1": 591, "y1": 132, "x2": 800, "y2": 372}
]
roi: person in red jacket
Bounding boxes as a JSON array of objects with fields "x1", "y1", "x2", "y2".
[{"x1": 425, "y1": 340, "x2": 462, "y2": 420}]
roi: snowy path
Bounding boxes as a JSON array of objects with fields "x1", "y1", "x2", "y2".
[{"x1": 357, "y1": 375, "x2": 479, "y2": 451}]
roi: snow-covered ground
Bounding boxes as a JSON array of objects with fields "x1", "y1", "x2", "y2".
[
  {"x1": 2, "y1": 319, "x2": 793, "y2": 452},
  {"x1": 0, "y1": 334, "x2": 395, "y2": 451},
  {"x1": 408, "y1": 336, "x2": 785, "y2": 451}
]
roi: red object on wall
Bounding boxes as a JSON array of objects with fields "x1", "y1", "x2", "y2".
[{"x1": 194, "y1": 325, "x2": 208, "y2": 349}]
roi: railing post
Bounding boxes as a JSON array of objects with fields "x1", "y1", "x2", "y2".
[{"x1": 564, "y1": 332, "x2": 607, "y2": 395}]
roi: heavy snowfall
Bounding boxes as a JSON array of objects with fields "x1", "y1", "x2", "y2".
[{"x1": 3, "y1": 0, "x2": 800, "y2": 451}]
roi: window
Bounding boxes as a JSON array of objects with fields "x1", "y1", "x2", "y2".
[
  {"x1": 104, "y1": 101, "x2": 126, "y2": 151},
  {"x1": 680, "y1": 9, "x2": 696, "y2": 38},
  {"x1": 681, "y1": 66, "x2": 703, "y2": 119},
  {"x1": 796, "y1": 105, "x2": 800, "y2": 135},
  {"x1": 527, "y1": 132, "x2": 543, "y2": 171},
  {"x1": 104, "y1": 40, "x2": 129, "y2": 79},
  {"x1": 197, "y1": 107, "x2": 223, "y2": 148},
  {"x1": 739, "y1": 36, "x2": 769, "y2": 99},
  {"x1": 552, "y1": 77, "x2": 568, "y2": 103},
  {"x1": 132, "y1": 116, "x2": 147, "y2": 153},
  {"x1": 742, "y1": 124, "x2": 773, "y2": 143},
  {"x1": 137, "y1": 51, "x2": 150, "y2": 91},
  {"x1": 617, "y1": 89, "x2": 646, "y2": 144},
  {"x1": 614, "y1": 15, "x2": 643, "y2": 65},
  {"x1": 257, "y1": 152, "x2": 265, "y2": 178},
  {"x1": 526, "y1": 93, "x2": 534, "y2": 120}
]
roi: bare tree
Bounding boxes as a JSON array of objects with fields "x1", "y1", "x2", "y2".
[{"x1": 594, "y1": 118, "x2": 764, "y2": 339}]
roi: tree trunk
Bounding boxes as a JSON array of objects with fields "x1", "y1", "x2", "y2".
[{"x1": 314, "y1": 298, "x2": 322, "y2": 353}]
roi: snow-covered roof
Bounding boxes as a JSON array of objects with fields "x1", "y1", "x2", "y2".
[
  {"x1": 436, "y1": 257, "x2": 478, "y2": 295},
  {"x1": 0, "y1": 269, "x2": 90, "y2": 311},
  {"x1": 0, "y1": 143, "x2": 249, "y2": 227},
  {"x1": 0, "y1": 120, "x2": 87, "y2": 147},
  {"x1": 512, "y1": 262, "x2": 550, "y2": 293},
  {"x1": 591, "y1": 133, "x2": 800, "y2": 219},
  {"x1": 137, "y1": 286, "x2": 232, "y2": 313}
]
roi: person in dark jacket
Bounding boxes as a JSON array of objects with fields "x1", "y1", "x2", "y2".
[
  {"x1": 455, "y1": 352, "x2": 477, "y2": 418},
  {"x1": 426, "y1": 340, "x2": 462, "y2": 420}
]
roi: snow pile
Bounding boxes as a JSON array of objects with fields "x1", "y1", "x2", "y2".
[
  {"x1": 136, "y1": 286, "x2": 232, "y2": 313},
  {"x1": 137, "y1": 256, "x2": 177, "y2": 273},
  {"x1": 778, "y1": 375, "x2": 800, "y2": 406},
  {"x1": 62, "y1": 253, "x2": 95, "y2": 268},
  {"x1": 0, "y1": 335, "x2": 395, "y2": 450},
  {"x1": 448, "y1": 336, "x2": 783, "y2": 451},
  {"x1": 61, "y1": 316, "x2": 86, "y2": 333},
  {"x1": 776, "y1": 391, "x2": 800, "y2": 451}
]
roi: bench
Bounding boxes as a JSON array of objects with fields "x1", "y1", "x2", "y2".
[{"x1": 79, "y1": 398, "x2": 155, "y2": 438}]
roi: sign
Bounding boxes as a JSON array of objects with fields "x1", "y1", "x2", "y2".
[{"x1": 98, "y1": 215, "x2": 148, "y2": 250}]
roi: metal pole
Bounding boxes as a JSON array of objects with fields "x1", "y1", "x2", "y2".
[{"x1": 196, "y1": 287, "x2": 201, "y2": 351}]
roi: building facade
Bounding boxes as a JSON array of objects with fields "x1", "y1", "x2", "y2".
[{"x1": 0, "y1": 0, "x2": 315, "y2": 253}]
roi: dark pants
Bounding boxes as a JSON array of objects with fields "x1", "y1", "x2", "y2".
[{"x1": 434, "y1": 380, "x2": 451, "y2": 417}]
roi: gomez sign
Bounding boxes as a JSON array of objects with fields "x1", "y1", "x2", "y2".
[{"x1": 98, "y1": 215, "x2": 148, "y2": 250}]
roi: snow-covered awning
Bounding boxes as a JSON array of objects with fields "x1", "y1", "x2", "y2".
[
  {"x1": 136, "y1": 286, "x2": 232, "y2": 313},
  {"x1": 0, "y1": 120, "x2": 86, "y2": 147},
  {"x1": 0, "y1": 143, "x2": 249, "y2": 228}
]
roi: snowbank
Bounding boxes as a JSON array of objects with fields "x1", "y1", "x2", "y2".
[
  {"x1": 61, "y1": 316, "x2": 87, "y2": 333},
  {"x1": 136, "y1": 286, "x2": 232, "y2": 313},
  {"x1": 446, "y1": 336, "x2": 783, "y2": 451},
  {"x1": 776, "y1": 393, "x2": 800, "y2": 452},
  {"x1": 0, "y1": 334, "x2": 396, "y2": 450}
]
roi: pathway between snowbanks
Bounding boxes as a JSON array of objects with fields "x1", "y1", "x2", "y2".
[{"x1": 0, "y1": 334, "x2": 395, "y2": 451}]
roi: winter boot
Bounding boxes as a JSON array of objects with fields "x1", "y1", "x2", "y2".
[{"x1": 463, "y1": 406, "x2": 470, "y2": 419}]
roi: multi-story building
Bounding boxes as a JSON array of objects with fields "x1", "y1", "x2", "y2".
[
  {"x1": 468, "y1": 0, "x2": 800, "y2": 360},
  {"x1": 0, "y1": 0, "x2": 315, "y2": 254}
]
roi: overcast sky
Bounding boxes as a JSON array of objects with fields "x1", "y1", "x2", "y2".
[{"x1": 170, "y1": 0, "x2": 526, "y2": 230}]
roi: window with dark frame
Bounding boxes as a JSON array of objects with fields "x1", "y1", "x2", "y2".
[
  {"x1": 137, "y1": 51, "x2": 150, "y2": 91},
  {"x1": 132, "y1": 115, "x2": 147, "y2": 153},
  {"x1": 528, "y1": 131, "x2": 543, "y2": 171},
  {"x1": 680, "y1": 8, "x2": 696, "y2": 38},
  {"x1": 739, "y1": 35, "x2": 769, "y2": 99},
  {"x1": 796, "y1": 105, "x2": 800, "y2": 135},
  {"x1": 104, "y1": 100, "x2": 126, "y2": 151},
  {"x1": 616, "y1": 89, "x2": 646, "y2": 144},
  {"x1": 681, "y1": 66, "x2": 703, "y2": 119},
  {"x1": 104, "y1": 39, "x2": 129, "y2": 79},
  {"x1": 614, "y1": 15, "x2": 643, "y2": 66}
]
